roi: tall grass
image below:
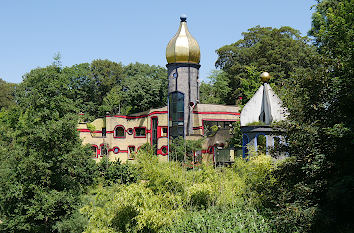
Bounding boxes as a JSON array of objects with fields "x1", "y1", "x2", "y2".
[{"x1": 80, "y1": 150, "x2": 276, "y2": 232}]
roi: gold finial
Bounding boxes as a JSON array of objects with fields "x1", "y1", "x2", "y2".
[
  {"x1": 166, "y1": 15, "x2": 200, "y2": 64},
  {"x1": 260, "y1": 72, "x2": 271, "y2": 83}
]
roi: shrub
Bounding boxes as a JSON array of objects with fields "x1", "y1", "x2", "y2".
[
  {"x1": 163, "y1": 206, "x2": 273, "y2": 233},
  {"x1": 97, "y1": 158, "x2": 138, "y2": 186},
  {"x1": 81, "y1": 149, "x2": 278, "y2": 232}
]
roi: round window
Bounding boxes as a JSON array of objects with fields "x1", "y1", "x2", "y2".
[
  {"x1": 113, "y1": 147, "x2": 119, "y2": 154},
  {"x1": 127, "y1": 128, "x2": 133, "y2": 135}
]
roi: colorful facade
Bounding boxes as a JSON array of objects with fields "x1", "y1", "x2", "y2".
[
  {"x1": 78, "y1": 15, "x2": 241, "y2": 163},
  {"x1": 78, "y1": 104, "x2": 240, "y2": 162}
]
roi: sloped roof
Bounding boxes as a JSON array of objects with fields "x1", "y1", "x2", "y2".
[{"x1": 240, "y1": 83, "x2": 288, "y2": 126}]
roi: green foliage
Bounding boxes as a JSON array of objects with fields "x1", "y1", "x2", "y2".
[
  {"x1": 44, "y1": 60, "x2": 167, "y2": 119},
  {"x1": 215, "y1": 26, "x2": 320, "y2": 104},
  {"x1": 168, "y1": 137, "x2": 204, "y2": 163},
  {"x1": 200, "y1": 70, "x2": 231, "y2": 104},
  {"x1": 0, "y1": 64, "x2": 97, "y2": 232},
  {"x1": 86, "y1": 123, "x2": 96, "y2": 132},
  {"x1": 97, "y1": 158, "x2": 138, "y2": 186},
  {"x1": 246, "y1": 121, "x2": 266, "y2": 126},
  {"x1": 262, "y1": 1, "x2": 354, "y2": 232},
  {"x1": 80, "y1": 149, "x2": 276, "y2": 232},
  {"x1": 163, "y1": 206, "x2": 273, "y2": 233},
  {"x1": 0, "y1": 78, "x2": 17, "y2": 109},
  {"x1": 120, "y1": 63, "x2": 168, "y2": 114},
  {"x1": 228, "y1": 121, "x2": 242, "y2": 148}
]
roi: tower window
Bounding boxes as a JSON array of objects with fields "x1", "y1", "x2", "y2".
[{"x1": 169, "y1": 91, "x2": 184, "y2": 138}]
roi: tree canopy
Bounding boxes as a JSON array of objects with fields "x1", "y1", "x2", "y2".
[
  {"x1": 0, "y1": 78, "x2": 17, "y2": 109},
  {"x1": 0, "y1": 64, "x2": 97, "y2": 232},
  {"x1": 214, "y1": 26, "x2": 320, "y2": 104},
  {"x1": 262, "y1": 1, "x2": 354, "y2": 231}
]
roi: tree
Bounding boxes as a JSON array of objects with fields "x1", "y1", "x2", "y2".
[
  {"x1": 199, "y1": 70, "x2": 231, "y2": 105},
  {"x1": 100, "y1": 85, "x2": 128, "y2": 115},
  {"x1": 215, "y1": 26, "x2": 321, "y2": 104},
  {"x1": 0, "y1": 64, "x2": 96, "y2": 232},
  {"x1": 120, "y1": 63, "x2": 167, "y2": 114},
  {"x1": 265, "y1": 1, "x2": 354, "y2": 232},
  {"x1": 62, "y1": 61, "x2": 167, "y2": 117},
  {"x1": 0, "y1": 78, "x2": 17, "y2": 109},
  {"x1": 90, "y1": 59, "x2": 124, "y2": 107}
]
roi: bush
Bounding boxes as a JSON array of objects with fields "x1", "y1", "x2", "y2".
[
  {"x1": 163, "y1": 206, "x2": 273, "y2": 233},
  {"x1": 80, "y1": 150, "x2": 278, "y2": 232},
  {"x1": 97, "y1": 158, "x2": 138, "y2": 186}
]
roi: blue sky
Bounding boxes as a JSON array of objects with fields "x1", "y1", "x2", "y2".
[{"x1": 0, "y1": 0, "x2": 316, "y2": 83}]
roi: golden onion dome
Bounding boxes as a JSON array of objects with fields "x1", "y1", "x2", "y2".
[{"x1": 166, "y1": 15, "x2": 200, "y2": 64}]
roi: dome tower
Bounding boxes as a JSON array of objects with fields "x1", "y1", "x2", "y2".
[{"x1": 166, "y1": 15, "x2": 200, "y2": 138}]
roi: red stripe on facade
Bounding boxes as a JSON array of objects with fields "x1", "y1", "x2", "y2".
[
  {"x1": 77, "y1": 129, "x2": 91, "y2": 132},
  {"x1": 193, "y1": 111, "x2": 240, "y2": 116},
  {"x1": 109, "y1": 111, "x2": 168, "y2": 119}
]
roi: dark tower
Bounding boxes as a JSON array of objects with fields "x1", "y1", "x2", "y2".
[{"x1": 166, "y1": 15, "x2": 201, "y2": 138}]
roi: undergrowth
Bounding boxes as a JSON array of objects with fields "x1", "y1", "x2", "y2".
[{"x1": 77, "y1": 149, "x2": 277, "y2": 233}]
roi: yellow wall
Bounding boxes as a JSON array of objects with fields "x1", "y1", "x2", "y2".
[{"x1": 78, "y1": 104, "x2": 240, "y2": 164}]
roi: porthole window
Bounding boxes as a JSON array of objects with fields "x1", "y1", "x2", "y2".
[
  {"x1": 113, "y1": 147, "x2": 120, "y2": 154},
  {"x1": 127, "y1": 128, "x2": 133, "y2": 135}
]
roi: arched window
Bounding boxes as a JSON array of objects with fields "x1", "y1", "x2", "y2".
[
  {"x1": 242, "y1": 134, "x2": 249, "y2": 158},
  {"x1": 273, "y1": 137, "x2": 281, "y2": 150},
  {"x1": 169, "y1": 91, "x2": 184, "y2": 138},
  {"x1": 114, "y1": 125, "x2": 125, "y2": 138},
  {"x1": 256, "y1": 134, "x2": 267, "y2": 154}
]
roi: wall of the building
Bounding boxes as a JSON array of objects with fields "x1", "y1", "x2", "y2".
[
  {"x1": 78, "y1": 104, "x2": 241, "y2": 164},
  {"x1": 78, "y1": 107, "x2": 169, "y2": 162}
]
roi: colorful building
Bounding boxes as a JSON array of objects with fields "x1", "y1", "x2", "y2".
[{"x1": 78, "y1": 15, "x2": 241, "y2": 163}]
